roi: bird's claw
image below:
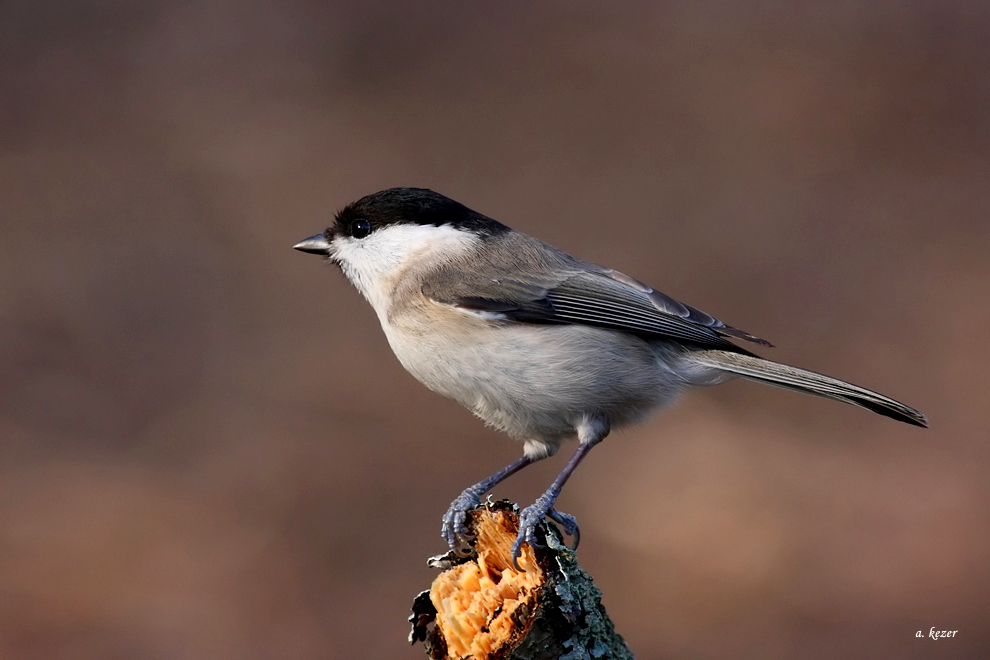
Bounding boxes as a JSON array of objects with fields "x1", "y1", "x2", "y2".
[
  {"x1": 547, "y1": 507, "x2": 580, "y2": 550},
  {"x1": 510, "y1": 496, "x2": 580, "y2": 570},
  {"x1": 441, "y1": 488, "x2": 483, "y2": 556},
  {"x1": 510, "y1": 506, "x2": 544, "y2": 571}
]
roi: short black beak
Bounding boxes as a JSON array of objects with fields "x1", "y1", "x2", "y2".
[{"x1": 293, "y1": 233, "x2": 331, "y2": 255}]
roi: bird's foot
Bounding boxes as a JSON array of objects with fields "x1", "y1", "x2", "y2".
[
  {"x1": 441, "y1": 487, "x2": 484, "y2": 556},
  {"x1": 511, "y1": 494, "x2": 580, "y2": 570},
  {"x1": 547, "y1": 507, "x2": 580, "y2": 550}
]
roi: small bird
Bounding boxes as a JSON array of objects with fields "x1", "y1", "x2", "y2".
[{"x1": 294, "y1": 187, "x2": 927, "y2": 568}]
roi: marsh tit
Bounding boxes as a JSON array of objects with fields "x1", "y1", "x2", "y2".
[{"x1": 294, "y1": 187, "x2": 927, "y2": 568}]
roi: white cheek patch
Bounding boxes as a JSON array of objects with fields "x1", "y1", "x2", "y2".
[{"x1": 332, "y1": 223, "x2": 478, "y2": 315}]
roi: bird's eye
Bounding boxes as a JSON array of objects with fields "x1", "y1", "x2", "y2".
[{"x1": 350, "y1": 218, "x2": 372, "y2": 239}]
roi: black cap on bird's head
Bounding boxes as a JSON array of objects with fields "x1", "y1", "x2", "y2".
[{"x1": 293, "y1": 187, "x2": 509, "y2": 256}]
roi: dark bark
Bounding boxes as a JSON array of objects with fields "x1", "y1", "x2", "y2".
[{"x1": 410, "y1": 500, "x2": 633, "y2": 660}]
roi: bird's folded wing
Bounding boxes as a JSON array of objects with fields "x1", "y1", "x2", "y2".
[{"x1": 421, "y1": 264, "x2": 772, "y2": 350}]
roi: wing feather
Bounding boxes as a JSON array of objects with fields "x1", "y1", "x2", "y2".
[{"x1": 420, "y1": 241, "x2": 771, "y2": 350}]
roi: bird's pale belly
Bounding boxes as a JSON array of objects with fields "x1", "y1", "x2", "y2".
[{"x1": 382, "y1": 319, "x2": 688, "y2": 448}]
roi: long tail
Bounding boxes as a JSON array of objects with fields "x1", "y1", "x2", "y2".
[{"x1": 690, "y1": 350, "x2": 928, "y2": 427}]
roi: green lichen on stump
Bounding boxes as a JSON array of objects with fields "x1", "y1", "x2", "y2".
[{"x1": 410, "y1": 500, "x2": 633, "y2": 660}]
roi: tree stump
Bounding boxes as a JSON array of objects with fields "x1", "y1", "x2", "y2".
[{"x1": 409, "y1": 500, "x2": 633, "y2": 659}]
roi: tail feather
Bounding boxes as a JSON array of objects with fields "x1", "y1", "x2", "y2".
[{"x1": 691, "y1": 350, "x2": 928, "y2": 428}]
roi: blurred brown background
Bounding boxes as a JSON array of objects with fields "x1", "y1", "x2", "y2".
[{"x1": 1, "y1": 1, "x2": 988, "y2": 658}]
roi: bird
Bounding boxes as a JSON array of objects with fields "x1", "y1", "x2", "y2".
[{"x1": 293, "y1": 187, "x2": 927, "y2": 569}]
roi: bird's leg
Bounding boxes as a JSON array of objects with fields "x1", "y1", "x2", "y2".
[
  {"x1": 512, "y1": 417, "x2": 610, "y2": 570},
  {"x1": 442, "y1": 455, "x2": 533, "y2": 555}
]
